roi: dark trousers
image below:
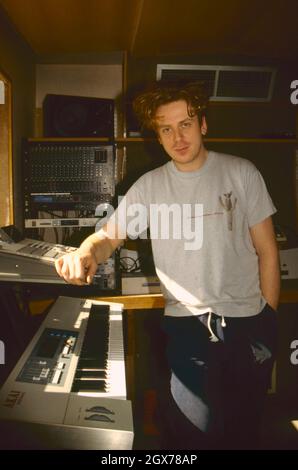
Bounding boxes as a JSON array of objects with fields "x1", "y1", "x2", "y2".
[{"x1": 159, "y1": 303, "x2": 277, "y2": 450}]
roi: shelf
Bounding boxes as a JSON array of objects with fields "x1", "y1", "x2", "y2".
[
  {"x1": 28, "y1": 288, "x2": 297, "y2": 316},
  {"x1": 28, "y1": 137, "x2": 298, "y2": 144},
  {"x1": 206, "y1": 138, "x2": 298, "y2": 144},
  {"x1": 28, "y1": 137, "x2": 110, "y2": 142},
  {"x1": 118, "y1": 137, "x2": 298, "y2": 144}
]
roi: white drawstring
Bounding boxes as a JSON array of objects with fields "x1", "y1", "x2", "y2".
[
  {"x1": 207, "y1": 313, "x2": 226, "y2": 342},
  {"x1": 207, "y1": 311, "x2": 219, "y2": 342}
]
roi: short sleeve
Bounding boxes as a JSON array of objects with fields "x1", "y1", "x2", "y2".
[{"x1": 243, "y1": 161, "x2": 277, "y2": 228}]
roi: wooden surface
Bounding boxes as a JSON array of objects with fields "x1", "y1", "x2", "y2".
[
  {"x1": 280, "y1": 289, "x2": 298, "y2": 304},
  {"x1": 29, "y1": 286, "x2": 298, "y2": 316},
  {"x1": 101, "y1": 289, "x2": 298, "y2": 308},
  {"x1": 100, "y1": 279, "x2": 298, "y2": 308},
  {"x1": 98, "y1": 293, "x2": 165, "y2": 310},
  {"x1": 29, "y1": 136, "x2": 298, "y2": 144},
  {"x1": 1, "y1": 0, "x2": 298, "y2": 60},
  {"x1": 0, "y1": 72, "x2": 13, "y2": 226}
]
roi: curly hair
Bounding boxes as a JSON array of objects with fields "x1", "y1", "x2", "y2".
[{"x1": 133, "y1": 80, "x2": 209, "y2": 131}]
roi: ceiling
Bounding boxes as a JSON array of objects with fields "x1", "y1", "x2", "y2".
[{"x1": 0, "y1": 0, "x2": 298, "y2": 61}]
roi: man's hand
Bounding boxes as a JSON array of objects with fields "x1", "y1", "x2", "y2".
[
  {"x1": 55, "y1": 225, "x2": 123, "y2": 286},
  {"x1": 55, "y1": 246, "x2": 99, "y2": 285}
]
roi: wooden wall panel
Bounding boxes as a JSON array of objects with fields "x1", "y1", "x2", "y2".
[{"x1": 0, "y1": 72, "x2": 13, "y2": 226}]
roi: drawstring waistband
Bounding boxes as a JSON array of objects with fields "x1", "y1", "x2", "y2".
[
  {"x1": 207, "y1": 312, "x2": 218, "y2": 342},
  {"x1": 207, "y1": 312, "x2": 226, "y2": 342}
]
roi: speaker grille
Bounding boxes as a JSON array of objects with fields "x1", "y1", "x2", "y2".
[{"x1": 43, "y1": 94, "x2": 114, "y2": 138}]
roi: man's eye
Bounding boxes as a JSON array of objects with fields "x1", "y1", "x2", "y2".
[
  {"x1": 181, "y1": 121, "x2": 191, "y2": 128},
  {"x1": 162, "y1": 128, "x2": 171, "y2": 134}
]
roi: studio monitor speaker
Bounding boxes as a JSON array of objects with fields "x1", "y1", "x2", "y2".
[{"x1": 43, "y1": 94, "x2": 114, "y2": 138}]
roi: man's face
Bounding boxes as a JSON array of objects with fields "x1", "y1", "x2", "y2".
[{"x1": 155, "y1": 100, "x2": 207, "y2": 172}]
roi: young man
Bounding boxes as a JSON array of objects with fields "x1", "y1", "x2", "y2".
[{"x1": 55, "y1": 81, "x2": 280, "y2": 449}]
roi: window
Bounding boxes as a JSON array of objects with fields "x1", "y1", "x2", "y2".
[
  {"x1": 156, "y1": 64, "x2": 276, "y2": 102},
  {"x1": 0, "y1": 71, "x2": 13, "y2": 226}
]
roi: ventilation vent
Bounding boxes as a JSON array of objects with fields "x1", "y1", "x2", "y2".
[{"x1": 156, "y1": 65, "x2": 276, "y2": 102}]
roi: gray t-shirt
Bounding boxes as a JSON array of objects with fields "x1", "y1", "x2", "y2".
[{"x1": 104, "y1": 151, "x2": 276, "y2": 317}]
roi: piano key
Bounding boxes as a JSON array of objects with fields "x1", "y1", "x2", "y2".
[
  {"x1": 72, "y1": 378, "x2": 106, "y2": 392},
  {"x1": 75, "y1": 369, "x2": 106, "y2": 379},
  {"x1": 69, "y1": 302, "x2": 127, "y2": 398},
  {"x1": 72, "y1": 304, "x2": 111, "y2": 393},
  {"x1": 77, "y1": 357, "x2": 107, "y2": 370}
]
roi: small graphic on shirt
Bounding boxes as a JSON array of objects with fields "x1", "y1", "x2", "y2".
[{"x1": 219, "y1": 191, "x2": 237, "y2": 231}]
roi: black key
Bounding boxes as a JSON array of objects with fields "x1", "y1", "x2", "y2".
[
  {"x1": 72, "y1": 378, "x2": 106, "y2": 392},
  {"x1": 75, "y1": 369, "x2": 106, "y2": 379},
  {"x1": 77, "y1": 357, "x2": 106, "y2": 369}
]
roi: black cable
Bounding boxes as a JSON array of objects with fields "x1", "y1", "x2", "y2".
[
  {"x1": 119, "y1": 256, "x2": 141, "y2": 273},
  {"x1": 43, "y1": 210, "x2": 63, "y2": 218}
]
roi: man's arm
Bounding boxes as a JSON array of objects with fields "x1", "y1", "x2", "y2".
[
  {"x1": 249, "y1": 216, "x2": 280, "y2": 311},
  {"x1": 55, "y1": 223, "x2": 124, "y2": 285}
]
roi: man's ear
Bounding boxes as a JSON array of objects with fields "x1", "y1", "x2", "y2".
[{"x1": 201, "y1": 116, "x2": 207, "y2": 135}]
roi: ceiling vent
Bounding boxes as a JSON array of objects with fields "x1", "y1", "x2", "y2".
[{"x1": 156, "y1": 64, "x2": 276, "y2": 102}]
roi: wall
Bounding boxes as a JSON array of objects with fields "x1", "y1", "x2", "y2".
[
  {"x1": 0, "y1": 7, "x2": 36, "y2": 230},
  {"x1": 36, "y1": 64, "x2": 122, "y2": 105}
]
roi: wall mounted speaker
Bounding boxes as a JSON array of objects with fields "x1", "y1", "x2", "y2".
[{"x1": 43, "y1": 94, "x2": 114, "y2": 138}]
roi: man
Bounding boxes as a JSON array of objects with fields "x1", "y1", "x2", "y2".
[{"x1": 55, "y1": 81, "x2": 280, "y2": 449}]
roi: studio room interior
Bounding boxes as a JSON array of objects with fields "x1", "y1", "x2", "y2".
[{"x1": 0, "y1": 0, "x2": 298, "y2": 451}]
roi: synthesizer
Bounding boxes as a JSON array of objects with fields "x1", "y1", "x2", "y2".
[
  {"x1": 0, "y1": 227, "x2": 116, "y2": 289},
  {"x1": 0, "y1": 296, "x2": 133, "y2": 450}
]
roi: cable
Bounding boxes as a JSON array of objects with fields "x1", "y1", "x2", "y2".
[
  {"x1": 119, "y1": 256, "x2": 141, "y2": 273},
  {"x1": 43, "y1": 210, "x2": 64, "y2": 218}
]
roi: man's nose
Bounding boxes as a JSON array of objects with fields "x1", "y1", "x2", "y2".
[{"x1": 173, "y1": 128, "x2": 183, "y2": 142}]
